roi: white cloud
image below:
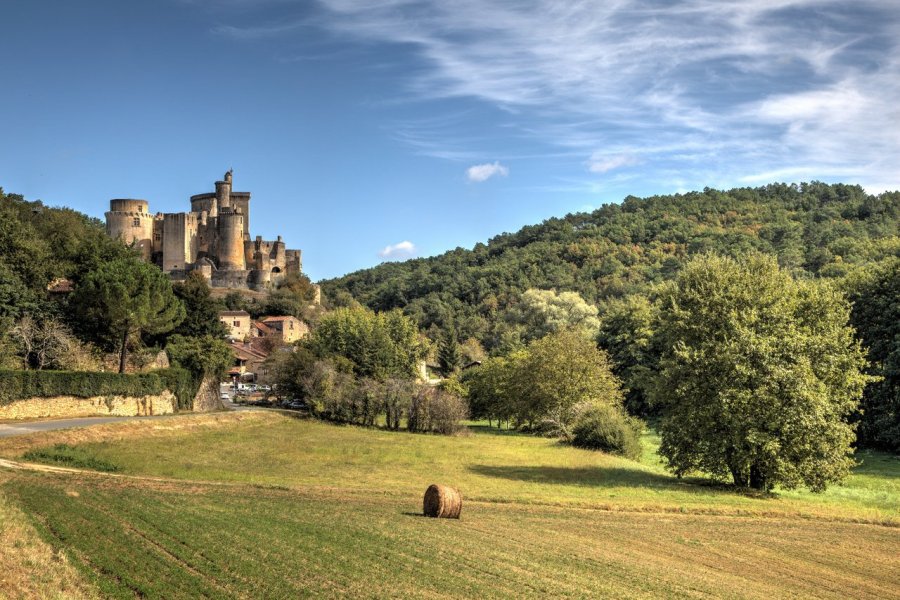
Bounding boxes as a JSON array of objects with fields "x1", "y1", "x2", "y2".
[
  {"x1": 587, "y1": 153, "x2": 639, "y2": 174},
  {"x1": 466, "y1": 161, "x2": 509, "y2": 182},
  {"x1": 378, "y1": 240, "x2": 417, "y2": 260}
]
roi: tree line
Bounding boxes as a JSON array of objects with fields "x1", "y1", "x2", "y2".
[{"x1": 322, "y1": 183, "x2": 899, "y2": 454}]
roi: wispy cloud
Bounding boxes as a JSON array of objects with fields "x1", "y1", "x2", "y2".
[
  {"x1": 218, "y1": 0, "x2": 900, "y2": 192},
  {"x1": 378, "y1": 240, "x2": 417, "y2": 260},
  {"x1": 466, "y1": 161, "x2": 509, "y2": 182},
  {"x1": 586, "y1": 153, "x2": 639, "y2": 174}
]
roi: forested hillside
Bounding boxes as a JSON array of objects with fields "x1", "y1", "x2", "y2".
[{"x1": 322, "y1": 182, "x2": 899, "y2": 347}]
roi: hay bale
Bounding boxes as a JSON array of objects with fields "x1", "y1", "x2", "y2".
[{"x1": 423, "y1": 484, "x2": 462, "y2": 519}]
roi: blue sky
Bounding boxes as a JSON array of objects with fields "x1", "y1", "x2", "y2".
[{"x1": 2, "y1": 1, "x2": 898, "y2": 280}]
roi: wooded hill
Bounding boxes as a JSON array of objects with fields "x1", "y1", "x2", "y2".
[{"x1": 321, "y1": 182, "x2": 899, "y2": 347}]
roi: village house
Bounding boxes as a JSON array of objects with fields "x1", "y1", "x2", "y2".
[
  {"x1": 227, "y1": 341, "x2": 268, "y2": 383},
  {"x1": 219, "y1": 310, "x2": 251, "y2": 340},
  {"x1": 259, "y1": 316, "x2": 308, "y2": 343}
]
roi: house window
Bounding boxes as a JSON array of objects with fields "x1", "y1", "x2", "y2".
[
  {"x1": 154, "y1": 233, "x2": 161, "y2": 241},
  {"x1": 289, "y1": 321, "x2": 294, "y2": 329},
  {"x1": 133, "y1": 217, "x2": 141, "y2": 227},
  {"x1": 233, "y1": 321, "x2": 240, "y2": 327}
]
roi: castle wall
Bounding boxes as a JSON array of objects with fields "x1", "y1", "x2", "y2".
[
  {"x1": 286, "y1": 249, "x2": 302, "y2": 275},
  {"x1": 106, "y1": 199, "x2": 154, "y2": 260},
  {"x1": 162, "y1": 212, "x2": 198, "y2": 271},
  {"x1": 211, "y1": 269, "x2": 251, "y2": 288},
  {"x1": 152, "y1": 216, "x2": 164, "y2": 257},
  {"x1": 190, "y1": 193, "x2": 216, "y2": 215}
]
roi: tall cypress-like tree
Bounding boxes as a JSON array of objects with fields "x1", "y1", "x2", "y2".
[
  {"x1": 438, "y1": 328, "x2": 462, "y2": 376},
  {"x1": 73, "y1": 258, "x2": 185, "y2": 373}
]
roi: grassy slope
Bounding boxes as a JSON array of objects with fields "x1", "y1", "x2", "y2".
[{"x1": 1, "y1": 412, "x2": 898, "y2": 599}]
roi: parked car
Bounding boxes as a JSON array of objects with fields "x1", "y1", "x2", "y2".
[{"x1": 220, "y1": 392, "x2": 230, "y2": 401}]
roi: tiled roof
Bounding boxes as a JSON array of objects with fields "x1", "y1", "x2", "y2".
[
  {"x1": 229, "y1": 341, "x2": 267, "y2": 361},
  {"x1": 253, "y1": 321, "x2": 275, "y2": 335},
  {"x1": 262, "y1": 315, "x2": 296, "y2": 322}
]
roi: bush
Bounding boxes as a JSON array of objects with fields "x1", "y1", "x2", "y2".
[
  {"x1": 408, "y1": 387, "x2": 469, "y2": 435},
  {"x1": 571, "y1": 404, "x2": 643, "y2": 460}
]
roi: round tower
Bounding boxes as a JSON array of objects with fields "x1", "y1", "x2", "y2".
[
  {"x1": 106, "y1": 199, "x2": 153, "y2": 260},
  {"x1": 217, "y1": 208, "x2": 246, "y2": 270},
  {"x1": 215, "y1": 171, "x2": 232, "y2": 209}
]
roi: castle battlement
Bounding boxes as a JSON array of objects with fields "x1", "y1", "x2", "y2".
[{"x1": 105, "y1": 170, "x2": 302, "y2": 291}]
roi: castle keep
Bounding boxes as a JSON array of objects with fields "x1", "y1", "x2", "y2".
[{"x1": 105, "y1": 171, "x2": 301, "y2": 290}]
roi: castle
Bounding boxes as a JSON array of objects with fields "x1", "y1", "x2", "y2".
[{"x1": 105, "y1": 171, "x2": 301, "y2": 290}]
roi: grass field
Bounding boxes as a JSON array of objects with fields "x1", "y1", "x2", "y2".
[{"x1": 1, "y1": 411, "x2": 898, "y2": 598}]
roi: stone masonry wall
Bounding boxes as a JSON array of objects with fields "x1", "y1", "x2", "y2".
[{"x1": 0, "y1": 391, "x2": 177, "y2": 420}]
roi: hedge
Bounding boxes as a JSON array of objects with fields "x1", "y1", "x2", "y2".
[{"x1": 0, "y1": 368, "x2": 196, "y2": 411}]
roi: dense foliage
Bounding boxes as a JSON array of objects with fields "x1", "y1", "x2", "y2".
[
  {"x1": 652, "y1": 255, "x2": 871, "y2": 491},
  {"x1": 322, "y1": 183, "x2": 899, "y2": 350},
  {"x1": 165, "y1": 334, "x2": 234, "y2": 382},
  {"x1": 303, "y1": 306, "x2": 428, "y2": 380},
  {"x1": 463, "y1": 329, "x2": 625, "y2": 440},
  {"x1": 846, "y1": 259, "x2": 900, "y2": 451},
  {"x1": 0, "y1": 368, "x2": 193, "y2": 408}
]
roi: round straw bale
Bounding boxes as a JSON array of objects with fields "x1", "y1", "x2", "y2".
[{"x1": 423, "y1": 484, "x2": 462, "y2": 519}]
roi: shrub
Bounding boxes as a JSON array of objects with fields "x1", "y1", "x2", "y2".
[
  {"x1": 571, "y1": 403, "x2": 643, "y2": 460},
  {"x1": 408, "y1": 387, "x2": 469, "y2": 435}
]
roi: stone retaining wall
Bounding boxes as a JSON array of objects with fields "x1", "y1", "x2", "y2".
[{"x1": 0, "y1": 391, "x2": 177, "y2": 420}]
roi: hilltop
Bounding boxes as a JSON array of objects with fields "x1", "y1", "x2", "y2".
[{"x1": 321, "y1": 182, "x2": 899, "y2": 347}]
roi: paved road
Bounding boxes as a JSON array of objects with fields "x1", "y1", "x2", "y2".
[
  {"x1": 0, "y1": 416, "x2": 147, "y2": 438},
  {"x1": 0, "y1": 386, "x2": 266, "y2": 439}
]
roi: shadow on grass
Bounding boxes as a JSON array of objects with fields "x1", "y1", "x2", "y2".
[
  {"x1": 468, "y1": 464, "x2": 768, "y2": 498},
  {"x1": 466, "y1": 424, "x2": 527, "y2": 437}
]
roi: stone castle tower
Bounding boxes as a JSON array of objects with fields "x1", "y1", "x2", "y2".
[{"x1": 105, "y1": 171, "x2": 302, "y2": 290}]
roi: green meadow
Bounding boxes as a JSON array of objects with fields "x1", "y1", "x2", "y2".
[{"x1": 1, "y1": 411, "x2": 898, "y2": 598}]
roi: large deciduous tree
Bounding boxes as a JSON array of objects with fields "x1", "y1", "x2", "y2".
[
  {"x1": 514, "y1": 329, "x2": 623, "y2": 438},
  {"x1": 652, "y1": 254, "x2": 871, "y2": 492},
  {"x1": 73, "y1": 258, "x2": 185, "y2": 373}
]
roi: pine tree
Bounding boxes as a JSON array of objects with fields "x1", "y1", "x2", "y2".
[{"x1": 438, "y1": 328, "x2": 462, "y2": 376}]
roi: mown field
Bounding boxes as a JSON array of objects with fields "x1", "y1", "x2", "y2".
[{"x1": 1, "y1": 411, "x2": 898, "y2": 599}]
